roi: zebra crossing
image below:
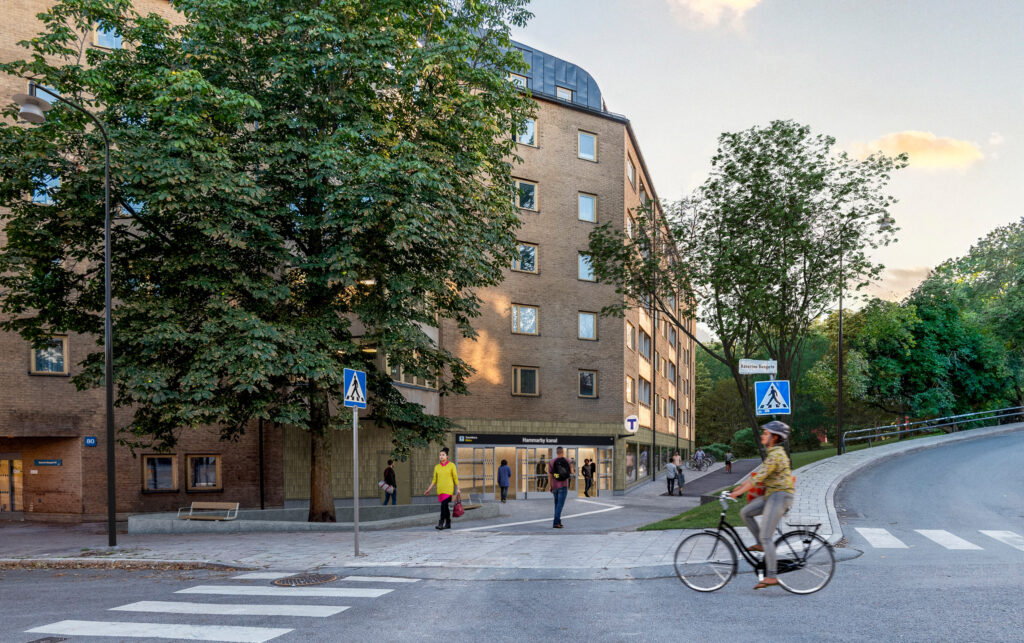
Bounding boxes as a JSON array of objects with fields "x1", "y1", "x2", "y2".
[
  {"x1": 24, "y1": 571, "x2": 417, "y2": 642},
  {"x1": 854, "y1": 527, "x2": 1024, "y2": 552}
]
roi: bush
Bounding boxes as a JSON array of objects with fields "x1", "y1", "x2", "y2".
[
  {"x1": 731, "y1": 427, "x2": 760, "y2": 457},
  {"x1": 700, "y1": 443, "x2": 730, "y2": 460}
]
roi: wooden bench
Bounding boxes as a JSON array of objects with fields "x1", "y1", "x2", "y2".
[{"x1": 177, "y1": 501, "x2": 239, "y2": 521}]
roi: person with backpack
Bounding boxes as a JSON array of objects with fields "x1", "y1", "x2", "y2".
[{"x1": 547, "y1": 447, "x2": 574, "y2": 529}]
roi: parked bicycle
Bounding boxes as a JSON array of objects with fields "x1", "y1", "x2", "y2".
[
  {"x1": 674, "y1": 491, "x2": 835, "y2": 593},
  {"x1": 686, "y1": 455, "x2": 715, "y2": 471}
]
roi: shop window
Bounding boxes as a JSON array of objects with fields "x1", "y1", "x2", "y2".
[
  {"x1": 639, "y1": 330, "x2": 652, "y2": 360},
  {"x1": 578, "y1": 312, "x2": 597, "y2": 340},
  {"x1": 508, "y1": 73, "x2": 527, "y2": 88},
  {"x1": 512, "y1": 304, "x2": 538, "y2": 335},
  {"x1": 95, "y1": 25, "x2": 122, "y2": 49},
  {"x1": 577, "y1": 253, "x2": 596, "y2": 281},
  {"x1": 32, "y1": 174, "x2": 60, "y2": 205},
  {"x1": 639, "y1": 377, "x2": 651, "y2": 407},
  {"x1": 578, "y1": 131, "x2": 597, "y2": 162},
  {"x1": 143, "y1": 455, "x2": 177, "y2": 491},
  {"x1": 626, "y1": 442, "x2": 638, "y2": 482},
  {"x1": 578, "y1": 193, "x2": 597, "y2": 222},
  {"x1": 187, "y1": 455, "x2": 222, "y2": 491},
  {"x1": 626, "y1": 322, "x2": 636, "y2": 351},
  {"x1": 578, "y1": 370, "x2": 597, "y2": 398},
  {"x1": 625, "y1": 376, "x2": 635, "y2": 404},
  {"x1": 512, "y1": 366, "x2": 539, "y2": 396},
  {"x1": 512, "y1": 242, "x2": 538, "y2": 273},
  {"x1": 516, "y1": 118, "x2": 536, "y2": 146},
  {"x1": 29, "y1": 336, "x2": 69, "y2": 375},
  {"x1": 556, "y1": 86, "x2": 573, "y2": 101},
  {"x1": 514, "y1": 178, "x2": 537, "y2": 210}
]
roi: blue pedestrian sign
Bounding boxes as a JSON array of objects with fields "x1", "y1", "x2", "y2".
[
  {"x1": 343, "y1": 368, "x2": 367, "y2": 409},
  {"x1": 754, "y1": 380, "x2": 791, "y2": 416}
]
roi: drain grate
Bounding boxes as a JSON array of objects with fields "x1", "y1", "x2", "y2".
[{"x1": 272, "y1": 573, "x2": 338, "y2": 587}]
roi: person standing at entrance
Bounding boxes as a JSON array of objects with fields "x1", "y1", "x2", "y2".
[
  {"x1": 497, "y1": 459, "x2": 511, "y2": 503},
  {"x1": 665, "y1": 458, "x2": 678, "y2": 495},
  {"x1": 382, "y1": 460, "x2": 397, "y2": 506},
  {"x1": 547, "y1": 447, "x2": 573, "y2": 528},
  {"x1": 535, "y1": 456, "x2": 548, "y2": 491},
  {"x1": 582, "y1": 458, "x2": 595, "y2": 497},
  {"x1": 423, "y1": 447, "x2": 459, "y2": 530}
]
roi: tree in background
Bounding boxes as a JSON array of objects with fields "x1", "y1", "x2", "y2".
[
  {"x1": 0, "y1": 0, "x2": 534, "y2": 521},
  {"x1": 588, "y1": 120, "x2": 905, "y2": 458}
]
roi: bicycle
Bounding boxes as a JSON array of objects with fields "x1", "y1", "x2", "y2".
[{"x1": 674, "y1": 491, "x2": 835, "y2": 594}]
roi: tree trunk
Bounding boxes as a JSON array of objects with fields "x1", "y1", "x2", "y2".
[{"x1": 308, "y1": 392, "x2": 336, "y2": 523}]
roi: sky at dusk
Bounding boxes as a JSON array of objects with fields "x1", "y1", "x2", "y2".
[{"x1": 511, "y1": 0, "x2": 1024, "y2": 302}]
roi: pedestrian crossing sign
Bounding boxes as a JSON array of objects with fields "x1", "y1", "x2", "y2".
[
  {"x1": 343, "y1": 368, "x2": 367, "y2": 409},
  {"x1": 754, "y1": 379, "x2": 790, "y2": 416}
]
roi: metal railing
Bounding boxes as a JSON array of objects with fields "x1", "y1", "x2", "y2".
[{"x1": 841, "y1": 406, "x2": 1024, "y2": 454}]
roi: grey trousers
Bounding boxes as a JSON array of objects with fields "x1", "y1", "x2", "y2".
[{"x1": 740, "y1": 491, "x2": 794, "y2": 576}]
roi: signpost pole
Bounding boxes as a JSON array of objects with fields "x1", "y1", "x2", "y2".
[{"x1": 353, "y1": 406, "x2": 359, "y2": 557}]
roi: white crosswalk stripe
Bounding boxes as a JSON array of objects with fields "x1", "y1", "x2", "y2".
[
  {"x1": 111, "y1": 600, "x2": 348, "y2": 617},
  {"x1": 855, "y1": 527, "x2": 908, "y2": 548},
  {"x1": 915, "y1": 530, "x2": 983, "y2": 550},
  {"x1": 26, "y1": 620, "x2": 291, "y2": 642},
  {"x1": 342, "y1": 575, "x2": 421, "y2": 583},
  {"x1": 232, "y1": 572, "x2": 299, "y2": 580},
  {"x1": 177, "y1": 584, "x2": 392, "y2": 598},
  {"x1": 980, "y1": 530, "x2": 1024, "y2": 551}
]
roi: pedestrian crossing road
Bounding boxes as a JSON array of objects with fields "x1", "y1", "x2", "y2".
[
  {"x1": 853, "y1": 527, "x2": 1024, "y2": 552},
  {"x1": 24, "y1": 572, "x2": 418, "y2": 642}
]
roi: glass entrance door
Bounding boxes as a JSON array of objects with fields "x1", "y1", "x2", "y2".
[
  {"x1": 455, "y1": 447, "x2": 494, "y2": 499},
  {"x1": 0, "y1": 459, "x2": 23, "y2": 512}
]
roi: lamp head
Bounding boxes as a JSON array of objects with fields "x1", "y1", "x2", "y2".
[{"x1": 13, "y1": 93, "x2": 52, "y2": 124}]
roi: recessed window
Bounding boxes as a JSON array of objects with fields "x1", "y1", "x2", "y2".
[
  {"x1": 639, "y1": 330, "x2": 652, "y2": 360},
  {"x1": 667, "y1": 360, "x2": 676, "y2": 383},
  {"x1": 669, "y1": 327, "x2": 677, "y2": 347},
  {"x1": 512, "y1": 242, "x2": 538, "y2": 273},
  {"x1": 578, "y1": 131, "x2": 597, "y2": 161},
  {"x1": 30, "y1": 336, "x2": 68, "y2": 375},
  {"x1": 578, "y1": 253, "x2": 596, "y2": 281},
  {"x1": 187, "y1": 455, "x2": 222, "y2": 491},
  {"x1": 639, "y1": 377, "x2": 652, "y2": 407},
  {"x1": 625, "y1": 376, "x2": 635, "y2": 404},
  {"x1": 579, "y1": 370, "x2": 598, "y2": 398},
  {"x1": 627, "y1": 157, "x2": 636, "y2": 189},
  {"x1": 668, "y1": 397, "x2": 677, "y2": 419},
  {"x1": 626, "y1": 215, "x2": 634, "y2": 239},
  {"x1": 639, "y1": 183, "x2": 649, "y2": 207},
  {"x1": 626, "y1": 322, "x2": 636, "y2": 351},
  {"x1": 513, "y1": 366, "x2": 539, "y2": 396},
  {"x1": 387, "y1": 356, "x2": 436, "y2": 389},
  {"x1": 32, "y1": 174, "x2": 60, "y2": 205},
  {"x1": 143, "y1": 455, "x2": 177, "y2": 491},
  {"x1": 509, "y1": 73, "x2": 527, "y2": 88},
  {"x1": 578, "y1": 312, "x2": 597, "y2": 340},
  {"x1": 556, "y1": 86, "x2": 573, "y2": 101},
  {"x1": 95, "y1": 25, "x2": 122, "y2": 49},
  {"x1": 514, "y1": 179, "x2": 537, "y2": 210},
  {"x1": 512, "y1": 304, "x2": 538, "y2": 335},
  {"x1": 516, "y1": 118, "x2": 536, "y2": 146},
  {"x1": 578, "y1": 193, "x2": 597, "y2": 223}
]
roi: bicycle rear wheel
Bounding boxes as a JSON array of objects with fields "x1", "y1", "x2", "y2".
[
  {"x1": 674, "y1": 531, "x2": 737, "y2": 592},
  {"x1": 774, "y1": 531, "x2": 835, "y2": 594}
]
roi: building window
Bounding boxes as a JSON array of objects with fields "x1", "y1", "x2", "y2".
[
  {"x1": 639, "y1": 183, "x2": 649, "y2": 207},
  {"x1": 626, "y1": 215, "x2": 634, "y2": 239},
  {"x1": 667, "y1": 397, "x2": 677, "y2": 419},
  {"x1": 639, "y1": 377, "x2": 652, "y2": 407},
  {"x1": 578, "y1": 253, "x2": 596, "y2": 281},
  {"x1": 32, "y1": 174, "x2": 60, "y2": 205},
  {"x1": 627, "y1": 157, "x2": 636, "y2": 189},
  {"x1": 29, "y1": 336, "x2": 68, "y2": 375},
  {"x1": 95, "y1": 25, "x2": 122, "y2": 49},
  {"x1": 579, "y1": 370, "x2": 598, "y2": 398},
  {"x1": 578, "y1": 193, "x2": 597, "y2": 223},
  {"x1": 143, "y1": 455, "x2": 177, "y2": 491},
  {"x1": 187, "y1": 455, "x2": 222, "y2": 491},
  {"x1": 512, "y1": 242, "x2": 538, "y2": 273},
  {"x1": 513, "y1": 366, "x2": 539, "y2": 396},
  {"x1": 388, "y1": 357, "x2": 436, "y2": 389},
  {"x1": 556, "y1": 86, "x2": 573, "y2": 101},
  {"x1": 516, "y1": 118, "x2": 536, "y2": 146},
  {"x1": 625, "y1": 376, "x2": 635, "y2": 403},
  {"x1": 509, "y1": 73, "x2": 527, "y2": 88},
  {"x1": 626, "y1": 322, "x2": 636, "y2": 351},
  {"x1": 669, "y1": 326, "x2": 677, "y2": 347},
  {"x1": 578, "y1": 312, "x2": 597, "y2": 340},
  {"x1": 578, "y1": 131, "x2": 597, "y2": 161},
  {"x1": 511, "y1": 304, "x2": 538, "y2": 335},
  {"x1": 639, "y1": 330, "x2": 652, "y2": 360},
  {"x1": 514, "y1": 179, "x2": 537, "y2": 210},
  {"x1": 667, "y1": 360, "x2": 676, "y2": 383}
]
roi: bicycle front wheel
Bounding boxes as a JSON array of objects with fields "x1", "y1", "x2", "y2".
[
  {"x1": 774, "y1": 531, "x2": 835, "y2": 594},
  {"x1": 674, "y1": 531, "x2": 737, "y2": 592}
]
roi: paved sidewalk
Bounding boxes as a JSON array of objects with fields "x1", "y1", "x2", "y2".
[{"x1": 2, "y1": 422, "x2": 1021, "y2": 579}]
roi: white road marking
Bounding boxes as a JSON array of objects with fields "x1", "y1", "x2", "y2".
[
  {"x1": 915, "y1": 530, "x2": 983, "y2": 550},
  {"x1": 458, "y1": 499, "x2": 623, "y2": 532},
  {"x1": 177, "y1": 585, "x2": 391, "y2": 598},
  {"x1": 111, "y1": 601, "x2": 347, "y2": 617},
  {"x1": 341, "y1": 575, "x2": 420, "y2": 583},
  {"x1": 26, "y1": 620, "x2": 290, "y2": 642},
  {"x1": 232, "y1": 572, "x2": 298, "y2": 580},
  {"x1": 855, "y1": 527, "x2": 908, "y2": 548},
  {"x1": 980, "y1": 530, "x2": 1024, "y2": 551}
]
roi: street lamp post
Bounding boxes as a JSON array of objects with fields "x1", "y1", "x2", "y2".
[{"x1": 14, "y1": 83, "x2": 116, "y2": 545}]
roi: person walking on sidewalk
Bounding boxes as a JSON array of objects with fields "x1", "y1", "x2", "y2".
[
  {"x1": 582, "y1": 458, "x2": 595, "y2": 497},
  {"x1": 728, "y1": 421, "x2": 795, "y2": 590},
  {"x1": 382, "y1": 460, "x2": 397, "y2": 506},
  {"x1": 673, "y1": 451, "x2": 685, "y2": 495},
  {"x1": 423, "y1": 447, "x2": 459, "y2": 530},
  {"x1": 724, "y1": 450, "x2": 734, "y2": 474},
  {"x1": 665, "y1": 459, "x2": 678, "y2": 495},
  {"x1": 497, "y1": 459, "x2": 512, "y2": 503},
  {"x1": 547, "y1": 447, "x2": 574, "y2": 528}
]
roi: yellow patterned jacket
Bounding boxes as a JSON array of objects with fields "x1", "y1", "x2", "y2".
[{"x1": 750, "y1": 445, "x2": 795, "y2": 496}]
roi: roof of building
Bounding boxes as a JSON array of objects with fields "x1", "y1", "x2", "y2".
[{"x1": 510, "y1": 40, "x2": 604, "y2": 111}]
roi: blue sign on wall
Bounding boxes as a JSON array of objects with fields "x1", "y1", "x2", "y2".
[
  {"x1": 84, "y1": 436, "x2": 97, "y2": 447},
  {"x1": 34, "y1": 459, "x2": 62, "y2": 466}
]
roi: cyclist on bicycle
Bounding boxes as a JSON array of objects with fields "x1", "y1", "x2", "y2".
[{"x1": 728, "y1": 420, "x2": 794, "y2": 590}]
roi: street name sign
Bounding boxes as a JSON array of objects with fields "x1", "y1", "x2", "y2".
[
  {"x1": 754, "y1": 379, "x2": 791, "y2": 415},
  {"x1": 739, "y1": 359, "x2": 778, "y2": 375}
]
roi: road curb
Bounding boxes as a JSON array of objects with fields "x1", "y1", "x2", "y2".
[{"x1": 0, "y1": 558, "x2": 254, "y2": 571}]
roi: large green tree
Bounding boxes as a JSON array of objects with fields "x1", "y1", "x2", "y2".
[
  {"x1": 0, "y1": 0, "x2": 534, "y2": 521},
  {"x1": 588, "y1": 120, "x2": 906, "y2": 457}
]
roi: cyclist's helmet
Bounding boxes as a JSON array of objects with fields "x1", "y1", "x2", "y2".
[{"x1": 761, "y1": 420, "x2": 791, "y2": 441}]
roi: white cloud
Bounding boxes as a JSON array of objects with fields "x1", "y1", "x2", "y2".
[
  {"x1": 667, "y1": 0, "x2": 764, "y2": 27},
  {"x1": 989, "y1": 132, "x2": 1004, "y2": 146},
  {"x1": 851, "y1": 131, "x2": 983, "y2": 170},
  {"x1": 864, "y1": 267, "x2": 932, "y2": 302}
]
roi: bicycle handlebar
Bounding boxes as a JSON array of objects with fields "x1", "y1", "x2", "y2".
[{"x1": 719, "y1": 490, "x2": 736, "y2": 510}]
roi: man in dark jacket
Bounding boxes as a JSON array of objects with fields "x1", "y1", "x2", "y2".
[{"x1": 383, "y1": 460, "x2": 397, "y2": 505}]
